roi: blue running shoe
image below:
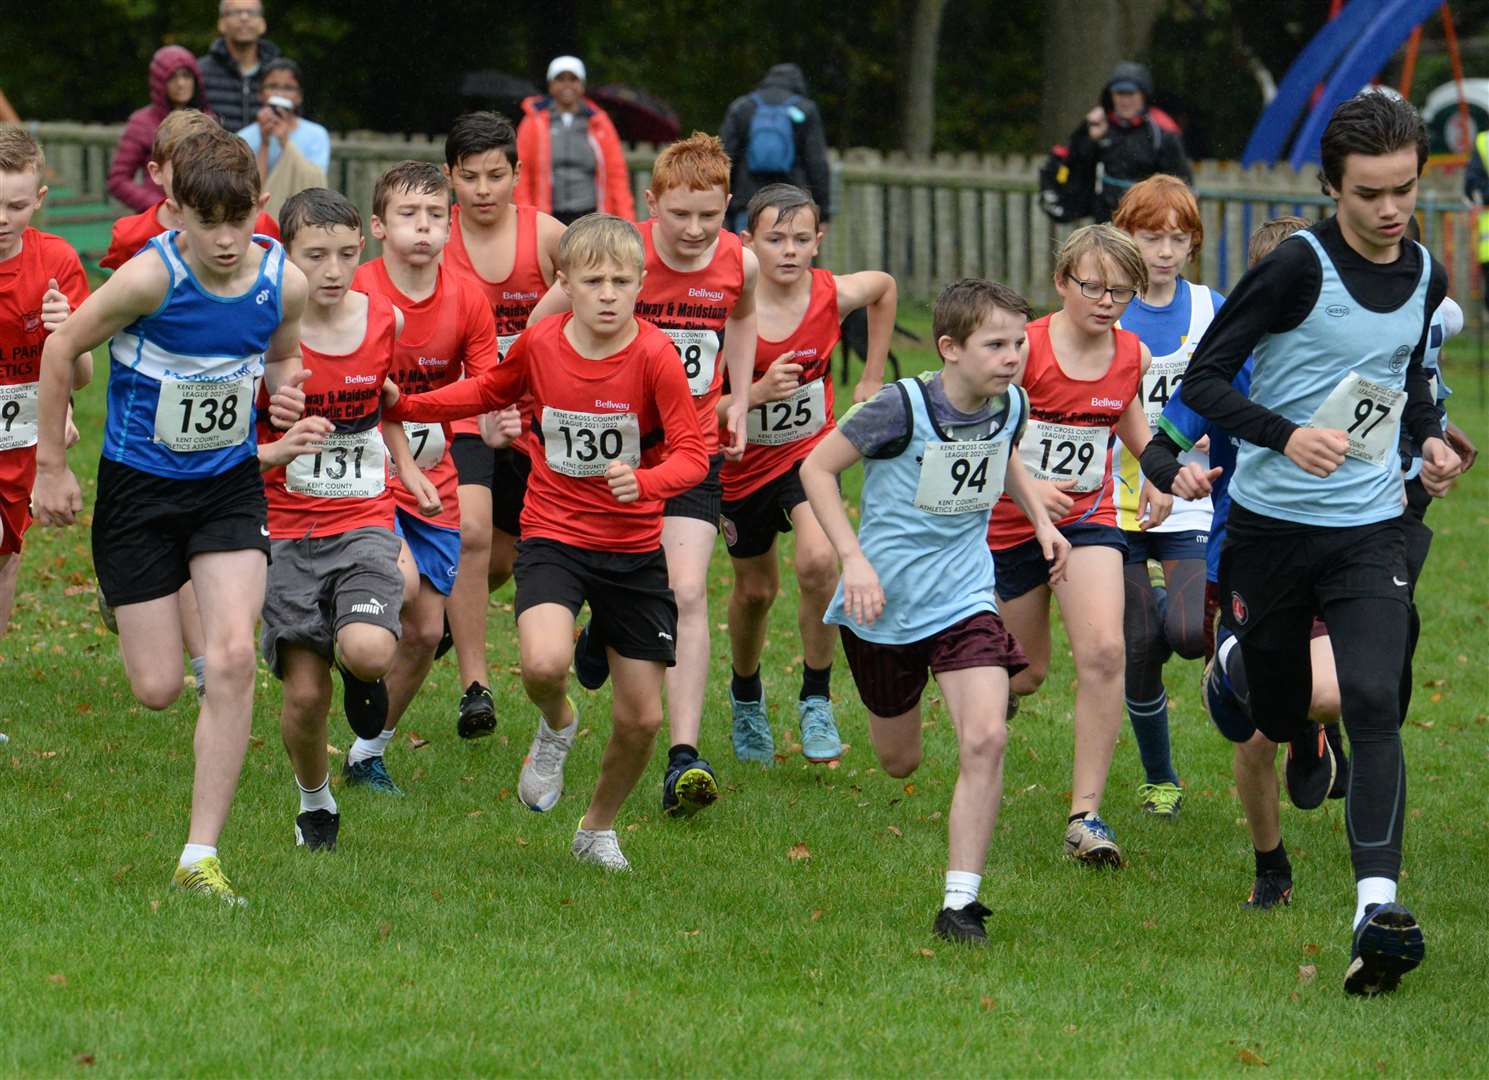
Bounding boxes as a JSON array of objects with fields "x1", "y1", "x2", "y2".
[
  {"x1": 798, "y1": 696, "x2": 842, "y2": 763},
  {"x1": 573, "y1": 622, "x2": 610, "y2": 691},
  {"x1": 1200, "y1": 651, "x2": 1253, "y2": 743},
  {"x1": 1063, "y1": 813, "x2": 1122, "y2": 867},
  {"x1": 342, "y1": 755, "x2": 405, "y2": 797},
  {"x1": 731, "y1": 692, "x2": 774, "y2": 765},
  {"x1": 662, "y1": 756, "x2": 719, "y2": 816},
  {"x1": 1345, "y1": 902, "x2": 1425, "y2": 996}
]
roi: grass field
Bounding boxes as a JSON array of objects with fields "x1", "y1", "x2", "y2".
[{"x1": 3, "y1": 312, "x2": 1487, "y2": 1076}]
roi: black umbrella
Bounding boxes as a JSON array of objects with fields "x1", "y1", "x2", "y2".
[
  {"x1": 587, "y1": 84, "x2": 681, "y2": 144},
  {"x1": 460, "y1": 70, "x2": 539, "y2": 109}
]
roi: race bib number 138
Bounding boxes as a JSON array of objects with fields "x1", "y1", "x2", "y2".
[{"x1": 154, "y1": 377, "x2": 252, "y2": 452}]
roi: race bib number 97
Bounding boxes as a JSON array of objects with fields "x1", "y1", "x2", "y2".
[
  {"x1": 1308, "y1": 371, "x2": 1406, "y2": 467},
  {"x1": 664, "y1": 329, "x2": 722, "y2": 397},
  {"x1": 747, "y1": 379, "x2": 827, "y2": 447},
  {"x1": 286, "y1": 428, "x2": 387, "y2": 499},
  {"x1": 1020, "y1": 420, "x2": 1106, "y2": 493},
  {"x1": 403, "y1": 422, "x2": 446, "y2": 471},
  {"x1": 154, "y1": 377, "x2": 252, "y2": 452},
  {"x1": 914, "y1": 439, "x2": 1009, "y2": 514},
  {"x1": 541, "y1": 408, "x2": 641, "y2": 478},
  {"x1": 0, "y1": 382, "x2": 39, "y2": 451}
]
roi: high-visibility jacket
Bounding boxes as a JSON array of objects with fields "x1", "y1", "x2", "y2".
[{"x1": 1476, "y1": 132, "x2": 1489, "y2": 262}]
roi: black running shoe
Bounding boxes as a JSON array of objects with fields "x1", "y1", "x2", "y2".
[
  {"x1": 1284, "y1": 724, "x2": 1337, "y2": 810},
  {"x1": 1325, "y1": 722, "x2": 1349, "y2": 800},
  {"x1": 661, "y1": 756, "x2": 718, "y2": 816},
  {"x1": 1243, "y1": 870, "x2": 1293, "y2": 910},
  {"x1": 573, "y1": 622, "x2": 610, "y2": 691},
  {"x1": 457, "y1": 681, "x2": 496, "y2": 740},
  {"x1": 294, "y1": 809, "x2": 340, "y2": 852},
  {"x1": 933, "y1": 901, "x2": 992, "y2": 944},
  {"x1": 434, "y1": 614, "x2": 454, "y2": 661},
  {"x1": 337, "y1": 661, "x2": 389, "y2": 741},
  {"x1": 1344, "y1": 902, "x2": 1424, "y2": 996}
]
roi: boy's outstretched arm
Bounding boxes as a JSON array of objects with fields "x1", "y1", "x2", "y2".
[
  {"x1": 718, "y1": 248, "x2": 760, "y2": 459},
  {"x1": 801, "y1": 430, "x2": 883, "y2": 626},
  {"x1": 835, "y1": 270, "x2": 897, "y2": 403},
  {"x1": 262, "y1": 260, "x2": 310, "y2": 429}
]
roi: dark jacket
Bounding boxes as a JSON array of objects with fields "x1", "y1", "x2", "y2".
[
  {"x1": 1068, "y1": 61, "x2": 1192, "y2": 222},
  {"x1": 720, "y1": 64, "x2": 832, "y2": 223},
  {"x1": 107, "y1": 45, "x2": 211, "y2": 212},
  {"x1": 197, "y1": 35, "x2": 281, "y2": 133}
]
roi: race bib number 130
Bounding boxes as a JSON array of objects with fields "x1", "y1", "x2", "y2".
[
  {"x1": 154, "y1": 377, "x2": 252, "y2": 452},
  {"x1": 541, "y1": 408, "x2": 641, "y2": 478}
]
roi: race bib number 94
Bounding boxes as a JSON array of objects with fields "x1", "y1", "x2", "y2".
[
  {"x1": 1020, "y1": 420, "x2": 1107, "y2": 493},
  {"x1": 664, "y1": 329, "x2": 722, "y2": 397},
  {"x1": 154, "y1": 377, "x2": 252, "y2": 452},
  {"x1": 748, "y1": 379, "x2": 827, "y2": 446},
  {"x1": 541, "y1": 408, "x2": 641, "y2": 478},
  {"x1": 914, "y1": 439, "x2": 1009, "y2": 514},
  {"x1": 1308, "y1": 371, "x2": 1407, "y2": 467},
  {"x1": 0, "y1": 382, "x2": 39, "y2": 451},
  {"x1": 403, "y1": 422, "x2": 447, "y2": 471},
  {"x1": 286, "y1": 428, "x2": 387, "y2": 499}
]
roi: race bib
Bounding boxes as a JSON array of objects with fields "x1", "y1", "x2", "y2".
[
  {"x1": 1308, "y1": 371, "x2": 1407, "y2": 467},
  {"x1": 153, "y1": 376, "x2": 252, "y2": 452},
  {"x1": 541, "y1": 407, "x2": 640, "y2": 478},
  {"x1": 914, "y1": 439, "x2": 1009, "y2": 515},
  {"x1": 663, "y1": 328, "x2": 722, "y2": 397},
  {"x1": 497, "y1": 333, "x2": 521, "y2": 359},
  {"x1": 403, "y1": 422, "x2": 446, "y2": 471},
  {"x1": 1020, "y1": 420, "x2": 1107, "y2": 493},
  {"x1": 0, "y1": 382, "x2": 39, "y2": 451},
  {"x1": 286, "y1": 427, "x2": 387, "y2": 499},
  {"x1": 1141, "y1": 354, "x2": 1188, "y2": 428},
  {"x1": 747, "y1": 379, "x2": 827, "y2": 447}
]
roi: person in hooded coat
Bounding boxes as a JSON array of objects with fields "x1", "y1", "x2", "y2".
[
  {"x1": 720, "y1": 63, "x2": 833, "y2": 232},
  {"x1": 1067, "y1": 61, "x2": 1192, "y2": 223},
  {"x1": 107, "y1": 45, "x2": 213, "y2": 213}
]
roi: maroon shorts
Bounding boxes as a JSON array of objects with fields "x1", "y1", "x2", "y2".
[{"x1": 839, "y1": 610, "x2": 1028, "y2": 718}]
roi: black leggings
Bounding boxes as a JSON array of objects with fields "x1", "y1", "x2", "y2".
[{"x1": 1122, "y1": 557, "x2": 1207, "y2": 701}]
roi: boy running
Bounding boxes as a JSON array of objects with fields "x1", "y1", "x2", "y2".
[
  {"x1": 385, "y1": 214, "x2": 708, "y2": 868},
  {"x1": 802, "y1": 279, "x2": 1069, "y2": 942},
  {"x1": 32, "y1": 126, "x2": 309, "y2": 904},
  {"x1": 1181, "y1": 92, "x2": 1459, "y2": 995},
  {"x1": 347, "y1": 161, "x2": 499, "y2": 794}
]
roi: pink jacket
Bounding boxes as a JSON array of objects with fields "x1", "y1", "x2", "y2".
[{"x1": 107, "y1": 45, "x2": 211, "y2": 212}]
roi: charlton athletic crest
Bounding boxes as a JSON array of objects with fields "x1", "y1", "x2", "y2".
[
  {"x1": 22, "y1": 310, "x2": 42, "y2": 333},
  {"x1": 1231, "y1": 591, "x2": 1248, "y2": 625}
]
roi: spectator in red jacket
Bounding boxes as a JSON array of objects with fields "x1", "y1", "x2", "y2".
[
  {"x1": 107, "y1": 45, "x2": 212, "y2": 212},
  {"x1": 514, "y1": 56, "x2": 634, "y2": 223}
]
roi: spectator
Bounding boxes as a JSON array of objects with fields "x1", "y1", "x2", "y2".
[
  {"x1": 107, "y1": 45, "x2": 211, "y2": 213},
  {"x1": 1464, "y1": 129, "x2": 1489, "y2": 309},
  {"x1": 720, "y1": 64, "x2": 832, "y2": 233},
  {"x1": 515, "y1": 55, "x2": 635, "y2": 223},
  {"x1": 197, "y1": 0, "x2": 281, "y2": 133},
  {"x1": 237, "y1": 59, "x2": 329, "y2": 217},
  {"x1": 1067, "y1": 61, "x2": 1192, "y2": 223}
]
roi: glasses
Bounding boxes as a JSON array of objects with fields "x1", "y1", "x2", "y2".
[
  {"x1": 1069, "y1": 277, "x2": 1137, "y2": 304},
  {"x1": 221, "y1": 6, "x2": 263, "y2": 18}
]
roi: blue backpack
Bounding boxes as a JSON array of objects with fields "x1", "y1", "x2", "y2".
[{"x1": 745, "y1": 92, "x2": 801, "y2": 176}]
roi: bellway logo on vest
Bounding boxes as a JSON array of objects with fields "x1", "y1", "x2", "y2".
[
  {"x1": 503, "y1": 291, "x2": 540, "y2": 301},
  {"x1": 350, "y1": 596, "x2": 386, "y2": 616},
  {"x1": 1091, "y1": 396, "x2": 1125, "y2": 409},
  {"x1": 1326, "y1": 304, "x2": 1350, "y2": 318},
  {"x1": 688, "y1": 287, "x2": 724, "y2": 301},
  {"x1": 1389, "y1": 345, "x2": 1411, "y2": 373},
  {"x1": 344, "y1": 374, "x2": 378, "y2": 385},
  {"x1": 595, "y1": 398, "x2": 630, "y2": 410}
]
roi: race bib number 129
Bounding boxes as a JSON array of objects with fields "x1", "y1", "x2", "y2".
[
  {"x1": 1020, "y1": 420, "x2": 1106, "y2": 493},
  {"x1": 403, "y1": 422, "x2": 447, "y2": 471}
]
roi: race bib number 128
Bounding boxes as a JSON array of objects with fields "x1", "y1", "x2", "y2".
[{"x1": 664, "y1": 329, "x2": 722, "y2": 397}]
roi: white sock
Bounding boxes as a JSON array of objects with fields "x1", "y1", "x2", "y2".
[
  {"x1": 347, "y1": 729, "x2": 396, "y2": 765},
  {"x1": 190, "y1": 655, "x2": 207, "y2": 696},
  {"x1": 943, "y1": 870, "x2": 982, "y2": 911},
  {"x1": 297, "y1": 775, "x2": 338, "y2": 815},
  {"x1": 179, "y1": 843, "x2": 217, "y2": 869},
  {"x1": 1354, "y1": 877, "x2": 1398, "y2": 928}
]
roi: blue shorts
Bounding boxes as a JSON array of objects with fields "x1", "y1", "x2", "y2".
[
  {"x1": 395, "y1": 508, "x2": 461, "y2": 596},
  {"x1": 993, "y1": 522, "x2": 1127, "y2": 602},
  {"x1": 1122, "y1": 528, "x2": 1209, "y2": 565}
]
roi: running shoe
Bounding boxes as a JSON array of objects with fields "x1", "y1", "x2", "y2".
[
  {"x1": 171, "y1": 856, "x2": 247, "y2": 906},
  {"x1": 572, "y1": 823, "x2": 631, "y2": 871},
  {"x1": 342, "y1": 755, "x2": 405, "y2": 796},
  {"x1": 96, "y1": 587, "x2": 117, "y2": 634},
  {"x1": 457, "y1": 681, "x2": 496, "y2": 740},
  {"x1": 1243, "y1": 869, "x2": 1293, "y2": 910},
  {"x1": 1344, "y1": 902, "x2": 1425, "y2": 996},
  {"x1": 433, "y1": 614, "x2": 454, "y2": 660},
  {"x1": 662, "y1": 756, "x2": 719, "y2": 817},
  {"x1": 1325, "y1": 722, "x2": 1349, "y2": 800},
  {"x1": 798, "y1": 696, "x2": 842, "y2": 763},
  {"x1": 933, "y1": 901, "x2": 992, "y2": 944},
  {"x1": 336, "y1": 660, "x2": 388, "y2": 741},
  {"x1": 1138, "y1": 781, "x2": 1184, "y2": 818},
  {"x1": 731, "y1": 692, "x2": 774, "y2": 765},
  {"x1": 573, "y1": 622, "x2": 610, "y2": 691},
  {"x1": 518, "y1": 701, "x2": 577, "y2": 812},
  {"x1": 1200, "y1": 653, "x2": 1250, "y2": 740},
  {"x1": 1063, "y1": 814, "x2": 1122, "y2": 867},
  {"x1": 1284, "y1": 723, "x2": 1338, "y2": 811},
  {"x1": 294, "y1": 809, "x2": 340, "y2": 852}
]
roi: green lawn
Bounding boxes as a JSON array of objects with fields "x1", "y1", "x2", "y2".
[{"x1": 3, "y1": 314, "x2": 1487, "y2": 1076}]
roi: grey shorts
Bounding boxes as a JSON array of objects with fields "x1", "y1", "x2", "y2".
[{"x1": 261, "y1": 527, "x2": 404, "y2": 677}]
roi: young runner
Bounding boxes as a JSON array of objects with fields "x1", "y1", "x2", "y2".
[
  {"x1": 1109, "y1": 174, "x2": 1223, "y2": 818},
  {"x1": 347, "y1": 160, "x2": 499, "y2": 794},
  {"x1": 258, "y1": 188, "x2": 441, "y2": 852},
  {"x1": 986, "y1": 224, "x2": 1170, "y2": 868},
  {"x1": 384, "y1": 214, "x2": 708, "y2": 869},
  {"x1": 440, "y1": 111, "x2": 564, "y2": 740},
  {"x1": 530, "y1": 133, "x2": 757, "y2": 796},
  {"x1": 714, "y1": 182, "x2": 894, "y2": 808},
  {"x1": 802, "y1": 278, "x2": 1070, "y2": 942},
  {"x1": 31, "y1": 126, "x2": 309, "y2": 904},
  {"x1": 1181, "y1": 92, "x2": 1459, "y2": 995}
]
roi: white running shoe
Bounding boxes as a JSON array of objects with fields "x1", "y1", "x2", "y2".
[
  {"x1": 572, "y1": 824, "x2": 631, "y2": 871},
  {"x1": 517, "y1": 701, "x2": 577, "y2": 812}
]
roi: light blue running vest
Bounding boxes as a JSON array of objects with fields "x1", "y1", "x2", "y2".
[
  {"x1": 825, "y1": 375, "x2": 1025, "y2": 644},
  {"x1": 1231, "y1": 230, "x2": 1429, "y2": 527}
]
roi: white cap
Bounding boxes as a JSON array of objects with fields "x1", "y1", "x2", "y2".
[{"x1": 547, "y1": 55, "x2": 586, "y2": 83}]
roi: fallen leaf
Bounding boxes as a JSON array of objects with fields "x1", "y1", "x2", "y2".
[
  {"x1": 788, "y1": 842, "x2": 811, "y2": 861},
  {"x1": 46, "y1": 973, "x2": 67, "y2": 986},
  {"x1": 980, "y1": 996, "x2": 997, "y2": 1011},
  {"x1": 1297, "y1": 964, "x2": 1317, "y2": 984},
  {"x1": 149, "y1": 900, "x2": 159, "y2": 914},
  {"x1": 1429, "y1": 693, "x2": 1443, "y2": 704},
  {"x1": 74, "y1": 1053, "x2": 95, "y2": 1067},
  {"x1": 1064, "y1": 1024, "x2": 1078, "y2": 1035},
  {"x1": 326, "y1": 744, "x2": 342, "y2": 756},
  {"x1": 626, "y1": 823, "x2": 639, "y2": 832},
  {"x1": 467, "y1": 810, "x2": 483, "y2": 818},
  {"x1": 1234, "y1": 1047, "x2": 1268, "y2": 1067},
  {"x1": 407, "y1": 732, "x2": 429, "y2": 749},
  {"x1": 378, "y1": 921, "x2": 391, "y2": 939},
  {"x1": 576, "y1": 727, "x2": 592, "y2": 739},
  {"x1": 810, "y1": 909, "x2": 823, "y2": 921},
  {"x1": 75, "y1": 703, "x2": 92, "y2": 715},
  {"x1": 903, "y1": 782, "x2": 917, "y2": 796},
  {"x1": 111, "y1": 864, "x2": 133, "y2": 884},
  {"x1": 431, "y1": 889, "x2": 443, "y2": 902},
  {"x1": 683, "y1": 928, "x2": 701, "y2": 937},
  {"x1": 886, "y1": 825, "x2": 903, "y2": 837},
  {"x1": 917, "y1": 947, "x2": 935, "y2": 958},
  {"x1": 62, "y1": 584, "x2": 92, "y2": 597},
  {"x1": 515, "y1": 837, "x2": 528, "y2": 847},
  {"x1": 1303, "y1": 943, "x2": 1320, "y2": 956},
  {"x1": 560, "y1": 898, "x2": 574, "y2": 906}
]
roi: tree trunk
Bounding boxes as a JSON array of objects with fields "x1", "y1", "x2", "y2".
[
  {"x1": 1038, "y1": 0, "x2": 1167, "y2": 148},
  {"x1": 900, "y1": 0, "x2": 948, "y2": 155}
]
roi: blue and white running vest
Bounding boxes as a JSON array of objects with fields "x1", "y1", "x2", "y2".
[
  {"x1": 825, "y1": 375, "x2": 1025, "y2": 644},
  {"x1": 1231, "y1": 231, "x2": 1429, "y2": 527},
  {"x1": 104, "y1": 231, "x2": 284, "y2": 479}
]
